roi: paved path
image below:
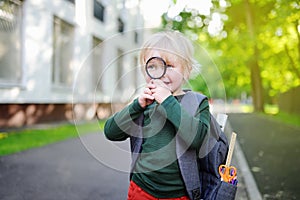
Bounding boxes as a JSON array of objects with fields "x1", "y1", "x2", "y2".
[
  {"x1": 0, "y1": 128, "x2": 251, "y2": 200},
  {"x1": 2, "y1": 109, "x2": 297, "y2": 199},
  {"x1": 0, "y1": 133, "x2": 130, "y2": 200},
  {"x1": 228, "y1": 113, "x2": 300, "y2": 200}
]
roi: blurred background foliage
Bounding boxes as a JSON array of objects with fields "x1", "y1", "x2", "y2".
[{"x1": 161, "y1": 0, "x2": 300, "y2": 112}]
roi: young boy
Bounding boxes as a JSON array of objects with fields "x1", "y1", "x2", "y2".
[{"x1": 104, "y1": 31, "x2": 210, "y2": 200}]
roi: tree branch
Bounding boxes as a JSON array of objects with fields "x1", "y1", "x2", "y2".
[
  {"x1": 294, "y1": 21, "x2": 300, "y2": 65},
  {"x1": 284, "y1": 44, "x2": 300, "y2": 79}
]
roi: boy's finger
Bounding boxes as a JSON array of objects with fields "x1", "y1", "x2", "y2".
[
  {"x1": 144, "y1": 87, "x2": 152, "y2": 95},
  {"x1": 143, "y1": 93, "x2": 154, "y2": 100},
  {"x1": 146, "y1": 83, "x2": 156, "y2": 89},
  {"x1": 152, "y1": 79, "x2": 167, "y2": 88}
]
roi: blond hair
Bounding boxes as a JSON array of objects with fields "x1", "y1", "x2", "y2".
[{"x1": 139, "y1": 31, "x2": 196, "y2": 80}]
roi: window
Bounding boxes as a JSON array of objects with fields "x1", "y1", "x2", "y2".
[
  {"x1": 117, "y1": 17, "x2": 124, "y2": 33},
  {"x1": 134, "y1": 31, "x2": 139, "y2": 44},
  {"x1": 66, "y1": 0, "x2": 75, "y2": 4},
  {"x1": 0, "y1": 0, "x2": 23, "y2": 85},
  {"x1": 92, "y1": 36, "x2": 103, "y2": 92},
  {"x1": 93, "y1": 0, "x2": 105, "y2": 22},
  {"x1": 52, "y1": 16, "x2": 75, "y2": 87}
]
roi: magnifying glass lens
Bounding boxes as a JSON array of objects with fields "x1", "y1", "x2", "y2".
[{"x1": 146, "y1": 57, "x2": 166, "y2": 79}]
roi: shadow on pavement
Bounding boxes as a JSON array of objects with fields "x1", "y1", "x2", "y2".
[{"x1": 228, "y1": 113, "x2": 300, "y2": 200}]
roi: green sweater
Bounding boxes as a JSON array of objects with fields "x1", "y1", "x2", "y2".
[{"x1": 104, "y1": 95, "x2": 210, "y2": 198}]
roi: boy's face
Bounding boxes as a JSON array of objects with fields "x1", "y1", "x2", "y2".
[{"x1": 143, "y1": 50, "x2": 186, "y2": 95}]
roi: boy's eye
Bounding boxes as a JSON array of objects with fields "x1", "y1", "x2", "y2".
[
  {"x1": 147, "y1": 65, "x2": 156, "y2": 70},
  {"x1": 166, "y1": 65, "x2": 174, "y2": 69}
]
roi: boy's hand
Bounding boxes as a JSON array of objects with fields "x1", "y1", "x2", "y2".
[
  {"x1": 150, "y1": 80, "x2": 172, "y2": 104},
  {"x1": 138, "y1": 84, "x2": 155, "y2": 108}
]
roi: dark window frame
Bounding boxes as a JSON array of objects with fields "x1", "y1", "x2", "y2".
[
  {"x1": 93, "y1": 0, "x2": 105, "y2": 22},
  {"x1": 66, "y1": 0, "x2": 75, "y2": 4},
  {"x1": 117, "y1": 17, "x2": 124, "y2": 33}
]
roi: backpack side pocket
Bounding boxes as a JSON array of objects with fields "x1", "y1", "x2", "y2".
[{"x1": 214, "y1": 181, "x2": 237, "y2": 200}]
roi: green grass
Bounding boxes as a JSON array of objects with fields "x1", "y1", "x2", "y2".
[
  {"x1": 241, "y1": 104, "x2": 279, "y2": 114},
  {"x1": 264, "y1": 104, "x2": 279, "y2": 115},
  {"x1": 270, "y1": 112, "x2": 300, "y2": 128},
  {"x1": 0, "y1": 120, "x2": 105, "y2": 156},
  {"x1": 238, "y1": 103, "x2": 299, "y2": 128},
  {"x1": 259, "y1": 104, "x2": 300, "y2": 128},
  {"x1": 241, "y1": 104, "x2": 254, "y2": 113}
]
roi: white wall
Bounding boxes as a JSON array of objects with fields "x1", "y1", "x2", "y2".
[{"x1": 0, "y1": 0, "x2": 144, "y2": 104}]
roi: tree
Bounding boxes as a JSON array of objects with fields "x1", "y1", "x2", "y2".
[{"x1": 161, "y1": 0, "x2": 300, "y2": 112}]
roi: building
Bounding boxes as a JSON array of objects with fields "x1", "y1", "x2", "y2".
[{"x1": 0, "y1": 0, "x2": 145, "y2": 127}]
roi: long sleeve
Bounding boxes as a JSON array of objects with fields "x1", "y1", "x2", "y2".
[
  {"x1": 104, "y1": 98, "x2": 145, "y2": 141},
  {"x1": 159, "y1": 95, "x2": 210, "y2": 149}
]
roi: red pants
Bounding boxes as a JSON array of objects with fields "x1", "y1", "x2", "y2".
[{"x1": 127, "y1": 180, "x2": 190, "y2": 200}]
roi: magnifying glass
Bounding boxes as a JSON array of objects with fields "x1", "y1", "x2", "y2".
[{"x1": 145, "y1": 57, "x2": 167, "y2": 79}]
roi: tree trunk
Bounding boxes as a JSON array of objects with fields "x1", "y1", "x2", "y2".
[
  {"x1": 250, "y1": 56, "x2": 264, "y2": 112},
  {"x1": 244, "y1": 0, "x2": 264, "y2": 112}
]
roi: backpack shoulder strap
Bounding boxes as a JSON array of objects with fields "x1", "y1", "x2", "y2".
[
  {"x1": 188, "y1": 91, "x2": 222, "y2": 140},
  {"x1": 176, "y1": 91, "x2": 208, "y2": 200},
  {"x1": 129, "y1": 114, "x2": 144, "y2": 179},
  {"x1": 181, "y1": 91, "x2": 207, "y2": 115}
]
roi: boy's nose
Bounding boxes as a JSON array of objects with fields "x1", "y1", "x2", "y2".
[{"x1": 159, "y1": 75, "x2": 169, "y2": 82}]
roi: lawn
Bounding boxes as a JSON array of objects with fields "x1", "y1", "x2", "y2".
[
  {"x1": 262, "y1": 104, "x2": 300, "y2": 128},
  {"x1": 242, "y1": 104, "x2": 300, "y2": 128},
  {"x1": 269, "y1": 112, "x2": 300, "y2": 128},
  {"x1": 0, "y1": 120, "x2": 105, "y2": 156}
]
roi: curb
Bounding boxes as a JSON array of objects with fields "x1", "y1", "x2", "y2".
[
  {"x1": 235, "y1": 140, "x2": 263, "y2": 200},
  {"x1": 226, "y1": 122, "x2": 263, "y2": 200}
]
